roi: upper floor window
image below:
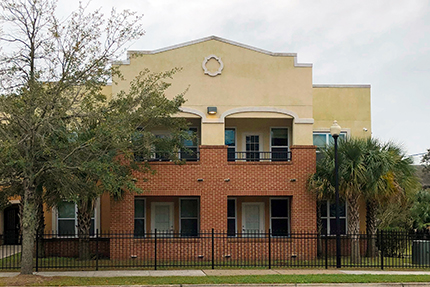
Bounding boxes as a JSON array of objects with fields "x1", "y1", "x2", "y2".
[
  {"x1": 181, "y1": 127, "x2": 199, "y2": 161},
  {"x1": 225, "y1": 128, "x2": 236, "y2": 161},
  {"x1": 271, "y1": 128, "x2": 289, "y2": 161},
  {"x1": 313, "y1": 132, "x2": 346, "y2": 161}
]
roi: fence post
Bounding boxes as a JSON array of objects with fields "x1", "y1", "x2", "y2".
[
  {"x1": 35, "y1": 232, "x2": 39, "y2": 272},
  {"x1": 268, "y1": 229, "x2": 271, "y2": 269},
  {"x1": 211, "y1": 229, "x2": 215, "y2": 270},
  {"x1": 95, "y1": 229, "x2": 99, "y2": 271},
  {"x1": 325, "y1": 231, "x2": 328, "y2": 269},
  {"x1": 154, "y1": 229, "x2": 157, "y2": 270},
  {"x1": 380, "y1": 230, "x2": 384, "y2": 270}
]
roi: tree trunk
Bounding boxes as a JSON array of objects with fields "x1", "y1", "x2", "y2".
[
  {"x1": 77, "y1": 199, "x2": 94, "y2": 260},
  {"x1": 35, "y1": 191, "x2": 45, "y2": 258},
  {"x1": 365, "y1": 200, "x2": 378, "y2": 258},
  {"x1": 348, "y1": 193, "x2": 361, "y2": 264},
  {"x1": 20, "y1": 181, "x2": 37, "y2": 274}
]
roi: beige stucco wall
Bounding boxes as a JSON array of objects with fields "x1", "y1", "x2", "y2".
[
  {"x1": 112, "y1": 39, "x2": 314, "y2": 146},
  {"x1": 313, "y1": 86, "x2": 371, "y2": 138}
]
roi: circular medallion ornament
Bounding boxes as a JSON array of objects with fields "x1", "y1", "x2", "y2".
[{"x1": 202, "y1": 55, "x2": 224, "y2": 77}]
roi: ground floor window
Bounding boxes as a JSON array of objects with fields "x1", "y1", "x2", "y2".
[
  {"x1": 227, "y1": 198, "x2": 237, "y2": 236},
  {"x1": 319, "y1": 200, "x2": 347, "y2": 235},
  {"x1": 56, "y1": 201, "x2": 96, "y2": 236},
  {"x1": 134, "y1": 198, "x2": 146, "y2": 237},
  {"x1": 270, "y1": 198, "x2": 290, "y2": 236},
  {"x1": 180, "y1": 198, "x2": 199, "y2": 237}
]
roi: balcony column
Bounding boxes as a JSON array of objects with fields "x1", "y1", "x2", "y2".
[
  {"x1": 292, "y1": 120, "x2": 314, "y2": 145},
  {"x1": 201, "y1": 122, "x2": 225, "y2": 145}
]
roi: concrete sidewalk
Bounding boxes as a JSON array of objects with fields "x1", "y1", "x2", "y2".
[{"x1": 1, "y1": 269, "x2": 430, "y2": 277}]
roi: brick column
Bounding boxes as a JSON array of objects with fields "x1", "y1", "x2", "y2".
[{"x1": 199, "y1": 145, "x2": 228, "y2": 231}]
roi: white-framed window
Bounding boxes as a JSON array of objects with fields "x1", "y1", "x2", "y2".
[
  {"x1": 227, "y1": 198, "x2": 237, "y2": 237},
  {"x1": 319, "y1": 200, "x2": 347, "y2": 235},
  {"x1": 180, "y1": 198, "x2": 199, "y2": 237},
  {"x1": 134, "y1": 198, "x2": 146, "y2": 237},
  {"x1": 270, "y1": 127, "x2": 289, "y2": 161},
  {"x1": 182, "y1": 127, "x2": 199, "y2": 161},
  {"x1": 225, "y1": 127, "x2": 236, "y2": 161},
  {"x1": 270, "y1": 198, "x2": 290, "y2": 237},
  {"x1": 313, "y1": 132, "x2": 347, "y2": 161},
  {"x1": 54, "y1": 200, "x2": 99, "y2": 237}
]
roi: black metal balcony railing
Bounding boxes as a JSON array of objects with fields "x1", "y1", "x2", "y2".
[
  {"x1": 135, "y1": 150, "x2": 200, "y2": 162},
  {"x1": 228, "y1": 151, "x2": 292, "y2": 162}
]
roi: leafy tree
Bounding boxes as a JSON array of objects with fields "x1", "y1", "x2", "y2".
[
  {"x1": 422, "y1": 149, "x2": 430, "y2": 174},
  {"x1": 0, "y1": 0, "x2": 186, "y2": 273},
  {"x1": 410, "y1": 189, "x2": 430, "y2": 230}
]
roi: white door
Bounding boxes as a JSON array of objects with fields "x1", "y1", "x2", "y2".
[
  {"x1": 151, "y1": 202, "x2": 174, "y2": 236},
  {"x1": 242, "y1": 202, "x2": 264, "y2": 235}
]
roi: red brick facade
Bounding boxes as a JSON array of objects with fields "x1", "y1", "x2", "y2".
[{"x1": 110, "y1": 145, "x2": 317, "y2": 260}]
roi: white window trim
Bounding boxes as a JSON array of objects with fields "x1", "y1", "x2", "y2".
[
  {"x1": 180, "y1": 127, "x2": 199, "y2": 160},
  {"x1": 52, "y1": 198, "x2": 100, "y2": 237},
  {"x1": 242, "y1": 202, "x2": 265, "y2": 235},
  {"x1": 270, "y1": 197, "x2": 290, "y2": 237},
  {"x1": 320, "y1": 200, "x2": 348, "y2": 235},
  {"x1": 227, "y1": 198, "x2": 237, "y2": 237},
  {"x1": 151, "y1": 202, "x2": 174, "y2": 236},
  {"x1": 225, "y1": 127, "x2": 237, "y2": 148},
  {"x1": 134, "y1": 198, "x2": 146, "y2": 237},
  {"x1": 179, "y1": 197, "x2": 200, "y2": 237},
  {"x1": 270, "y1": 127, "x2": 290, "y2": 161},
  {"x1": 242, "y1": 132, "x2": 263, "y2": 152}
]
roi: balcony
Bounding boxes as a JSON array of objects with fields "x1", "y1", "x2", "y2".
[{"x1": 227, "y1": 150, "x2": 292, "y2": 162}]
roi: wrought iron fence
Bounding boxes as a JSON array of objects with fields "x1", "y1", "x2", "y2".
[{"x1": 0, "y1": 230, "x2": 429, "y2": 271}]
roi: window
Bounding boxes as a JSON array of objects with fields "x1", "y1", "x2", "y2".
[
  {"x1": 227, "y1": 198, "x2": 236, "y2": 237},
  {"x1": 181, "y1": 127, "x2": 199, "y2": 161},
  {"x1": 134, "y1": 198, "x2": 146, "y2": 237},
  {"x1": 225, "y1": 128, "x2": 236, "y2": 161},
  {"x1": 270, "y1": 198, "x2": 290, "y2": 236},
  {"x1": 271, "y1": 128, "x2": 289, "y2": 161},
  {"x1": 319, "y1": 200, "x2": 347, "y2": 235},
  {"x1": 57, "y1": 201, "x2": 95, "y2": 236},
  {"x1": 245, "y1": 135, "x2": 260, "y2": 161},
  {"x1": 313, "y1": 132, "x2": 346, "y2": 161},
  {"x1": 180, "y1": 198, "x2": 199, "y2": 237}
]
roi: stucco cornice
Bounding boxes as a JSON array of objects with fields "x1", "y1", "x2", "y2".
[{"x1": 179, "y1": 106, "x2": 314, "y2": 124}]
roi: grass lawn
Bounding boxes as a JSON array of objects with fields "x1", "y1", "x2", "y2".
[{"x1": 1, "y1": 274, "x2": 430, "y2": 286}]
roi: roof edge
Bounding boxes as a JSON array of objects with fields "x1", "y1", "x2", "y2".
[
  {"x1": 313, "y1": 84, "x2": 371, "y2": 88},
  {"x1": 124, "y1": 36, "x2": 312, "y2": 67}
]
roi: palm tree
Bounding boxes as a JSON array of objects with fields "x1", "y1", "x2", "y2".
[
  {"x1": 309, "y1": 137, "x2": 367, "y2": 263},
  {"x1": 363, "y1": 141, "x2": 419, "y2": 257},
  {"x1": 309, "y1": 137, "x2": 419, "y2": 262}
]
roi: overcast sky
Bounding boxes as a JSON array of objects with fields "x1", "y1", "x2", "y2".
[{"x1": 57, "y1": 0, "x2": 430, "y2": 162}]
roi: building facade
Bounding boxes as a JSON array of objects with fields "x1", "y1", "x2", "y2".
[{"x1": 1, "y1": 37, "x2": 371, "y2": 260}]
